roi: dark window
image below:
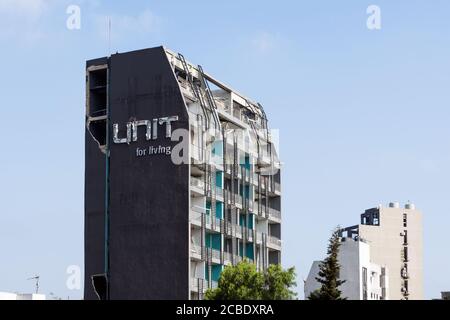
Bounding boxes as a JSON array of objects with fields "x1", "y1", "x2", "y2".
[{"x1": 362, "y1": 267, "x2": 368, "y2": 300}]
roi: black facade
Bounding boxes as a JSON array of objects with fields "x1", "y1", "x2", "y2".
[{"x1": 85, "y1": 47, "x2": 190, "y2": 299}]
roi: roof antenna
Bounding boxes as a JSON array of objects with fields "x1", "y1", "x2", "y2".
[
  {"x1": 27, "y1": 275, "x2": 40, "y2": 294},
  {"x1": 108, "y1": 16, "x2": 112, "y2": 55}
]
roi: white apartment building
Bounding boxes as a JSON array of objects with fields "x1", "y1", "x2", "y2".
[
  {"x1": 341, "y1": 202, "x2": 424, "y2": 300},
  {"x1": 0, "y1": 292, "x2": 46, "y2": 300},
  {"x1": 305, "y1": 237, "x2": 388, "y2": 300},
  {"x1": 306, "y1": 202, "x2": 423, "y2": 300}
]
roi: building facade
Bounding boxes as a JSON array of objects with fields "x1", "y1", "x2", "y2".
[
  {"x1": 84, "y1": 46, "x2": 281, "y2": 300},
  {"x1": 305, "y1": 238, "x2": 389, "y2": 300},
  {"x1": 340, "y1": 202, "x2": 424, "y2": 300},
  {"x1": 0, "y1": 292, "x2": 46, "y2": 300}
]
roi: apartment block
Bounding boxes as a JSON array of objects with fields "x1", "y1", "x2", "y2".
[
  {"x1": 340, "y1": 202, "x2": 424, "y2": 300},
  {"x1": 84, "y1": 46, "x2": 281, "y2": 300},
  {"x1": 305, "y1": 237, "x2": 389, "y2": 300}
]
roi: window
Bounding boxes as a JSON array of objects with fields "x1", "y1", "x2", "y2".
[
  {"x1": 362, "y1": 267, "x2": 368, "y2": 300},
  {"x1": 403, "y1": 213, "x2": 408, "y2": 227}
]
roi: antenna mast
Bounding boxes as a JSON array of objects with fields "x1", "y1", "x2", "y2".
[
  {"x1": 108, "y1": 17, "x2": 111, "y2": 55},
  {"x1": 27, "y1": 275, "x2": 40, "y2": 294}
]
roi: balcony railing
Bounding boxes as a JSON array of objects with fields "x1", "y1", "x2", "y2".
[
  {"x1": 191, "y1": 244, "x2": 202, "y2": 258},
  {"x1": 190, "y1": 176, "x2": 205, "y2": 190},
  {"x1": 216, "y1": 187, "x2": 224, "y2": 198},
  {"x1": 211, "y1": 154, "x2": 224, "y2": 167},
  {"x1": 254, "y1": 201, "x2": 268, "y2": 216},
  {"x1": 190, "y1": 209, "x2": 203, "y2": 225},
  {"x1": 235, "y1": 194, "x2": 243, "y2": 206},
  {"x1": 190, "y1": 278, "x2": 203, "y2": 292},
  {"x1": 190, "y1": 278, "x2": 218, "y2": 292},
  {"x1": 204, "y1": 214, "x2": 221, "y2": 231},
  {"x1": 268, "y1": 208, "x2": 281, "y2": 221},
  {"x1": 209, "y1": 280, "x2": 218, "y2": 289},
  {"x1": 190, "y1": 144, "x2": 204, "y2": 163},
  {"x1": 215, "y1": 98, "x2": 231, "y2": 115},
  {"x1": 268, "y1": 236, "x2": 282, "y2": 248},
  {"x1": 191, "y1": 210, "x2": 266, "y2": 247},
  {"x1": 248, "y1": 199, "x2": 254, "y2": 211},
  {"x1": 274, "y1": 182, "x2": 281, "y2": 193},
  {"x1": 211, "y1": 248, "x2": 221, "y2": 261}
]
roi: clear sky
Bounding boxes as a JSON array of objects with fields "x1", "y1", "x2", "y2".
[{"x1": 0, "y1": 0, "x2": 449, "y2": 299}]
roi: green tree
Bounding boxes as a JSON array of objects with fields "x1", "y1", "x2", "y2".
[
  {"x1": 205, "y1": 260, "x2": 297, "y2": 300},
  {"x1": 308, "y1": 227, "x2": 346, "y2": 300},
  {"x1": 263, "y1": 264, "x2": 297, "y2": 300}
]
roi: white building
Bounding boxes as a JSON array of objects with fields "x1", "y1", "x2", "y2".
[
  {"x1": 0, "y1": 292, "x2": 46, "y2": 300},
  {"x1": 341, "y1": 202, "x2": 424, "y2": 300},
  {"x1": 305, "y1": 237, "x2": 388, "y2": 300}
]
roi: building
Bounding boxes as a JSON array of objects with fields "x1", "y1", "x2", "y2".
[
  {"x1": 340, "y1": 202, "x2": 424, "y2": 300},
  {"x1": 433, "y1": 292, "x2": 450, "y2": 300},
  {"x1": 441, "y1": 292, "x2": 450, "y2": 300},
  {"x1": 0, "y1": 292, "x2": 46, "y2": 300},
  {"x1": 304, "y1": 237, "x2": 389, "y2": 300},
  {"x1": 84, "y1": 46, "x2": 282, "y2": 299}
]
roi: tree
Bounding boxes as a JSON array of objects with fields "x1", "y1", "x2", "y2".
[
  {"x1": 205, "y1": 260, "x2": 297, "y2": 300},
  {"x1": 262, "y1": 264, "x2": 297, "y2": 300},
  {"x1": 308, "y1": 226, "x2": 346, "y2": 300},
  {"x1": 205, "y1": 260, "x2": 264, "y2": 300}
]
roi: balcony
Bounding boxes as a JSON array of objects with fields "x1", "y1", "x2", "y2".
[
  {"x1": 190, "y1": 278, "x2": 204, "y2": 293},
  {"x1": 190, "y1": 144, "x2": 204, "y2": 164},
  {"x1": 190, "y1": 207, "x2": 223, "y2": 232},
  {"x1": 248, "y1": 199, "x2": 254, "y2": 212},
  {"x1": 243, "y1": 168, "x2": 251, "y2": 181},
  {"x1": 210, "y1": 248, "x2": 221, "y2": 261},
  {"x1": 209, "y1": 280, "x2": 218, "y2": 290},
  {"x1": 178, "y1": 77, "x2": 196, "y2": 102},
  {"x1": 191, "y1": 243, "x2": 257, "y2": 268},
  {"x1": 223, "y1": 251, "x2": 249, "y2": 265},
  {"x1": 235, "y1": 194, "x2": 243, "y2": 208},
  {"x1": 254, "y1": 201, "x2": 268, "y2": 218},
  {"x1": 215, "y1": 187, "x2": 224, "y2": 200},
  {"x1": 190, "y1": 244, "x2": 202, "y2": 260},
  {"x1": 268, "y1": 208, "x2": 281, "y2": 223},
  {"x1": 190, "y1": 176, "x2": 205, "y2": 194},
  {"x1": 190, "y1": 278, "x2": 218, "y2": 293},
  {"x1": 214, "y1": 98, "x2": 231, "y2": 115},
  {"x1": 274, "y1": 182, "x2": 281, "y2": 194},
  {"x1": 268, "y1": 236, "x2": 282, "y2": 250},
  {"x1": 260, "y1": 179, "x2": 266, "y2": 190},
  {"x1": 211, "y1": 154, "x2": 224, "y2": 170},
  {"x1": 233, "y1": 108, "x2": 242, "y2": 121},
  {"x1": 190, "y1": 206, "x2": 204, "y2": 227},
  {"x1": 205, "y1": 214, "x2": 221, "y2": 233}
]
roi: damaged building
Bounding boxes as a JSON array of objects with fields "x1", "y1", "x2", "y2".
[{"x1": 84, "y1": 46, "x2": 282, "y2": 299}]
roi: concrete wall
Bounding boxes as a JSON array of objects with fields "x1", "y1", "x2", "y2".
[
  {"x1": 85, "y1": 47, "x2": 190, "y2": 299},
  {"x1": 84, "y1": 57, "x2": 108, "y2": 300},
  {"x1": 339, "y1": 238, "x2": 362, "y2": 299},
  {"x1": 304, "y1": 261, "x2": 321, "y2": 298}
]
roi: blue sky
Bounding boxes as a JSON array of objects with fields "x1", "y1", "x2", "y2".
[{"x1": 0, "y1": 0, "x2": 449, "y2": 299}]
